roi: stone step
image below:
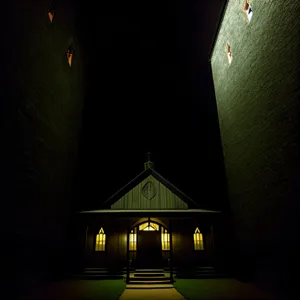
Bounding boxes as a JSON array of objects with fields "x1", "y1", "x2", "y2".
[
  {"x1": 129, "y1": 280, "x2": 171, "y2": 284},
  {"x1": 134, "y1": 273, "x2": 165, "y2": 277},
  {"x1": 135, "y1": 269, "x2": 164, "y2": 273},
  {"x1": 126, "y1": 284, "x2": 174, "y2": 289},
  {"x1": 131, "y1": 276, "x2": 169, "y2": 281}
]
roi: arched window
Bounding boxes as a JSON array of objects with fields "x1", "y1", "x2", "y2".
[
  {"x1": 161, "y1": 227, "x2": 170, "y2": 251},
  {"x1": 129, "y1": 229, "x2": 137, "y2": 251},
  {"x1": 95, "y1": 228, "x2": 106, "y2": 251},
  {"x1": 193, "y1": 227, "x2": 204, "y2": 250},
  {"x1": 139, "y1": 222, "x2": 159, "y2": 231}
]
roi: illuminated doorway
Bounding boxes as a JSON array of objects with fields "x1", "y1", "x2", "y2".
[{"x1": 132, "y1": 221, "x2": 169, "y2": 268}]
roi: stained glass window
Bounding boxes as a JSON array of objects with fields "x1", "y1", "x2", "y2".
[
  {"x1": 95, "y1": 228, "x2": 106, "y2": 251},
  {"x1": 193, "y1": 227, "x2": 204, "y2": 250},
  {"x1": 139, "y1": 222, "x2": 159, "y2": 231}
]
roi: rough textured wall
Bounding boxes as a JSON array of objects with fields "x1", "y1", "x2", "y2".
[
  {"x1": 211, "y1": 0, "x2": 299, "y2": 294},
  {"x1": 1, "y1": 0, "x2": 85, "y2": 291}
]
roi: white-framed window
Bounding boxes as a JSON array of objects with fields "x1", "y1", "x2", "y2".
[
  {"x1": 243, "y1": 0, "x2": 253, "y2": 22},
  {"x1": 95, "y1": 227, "x2": 106, "y2": 251},
  {"x1": 161, "y1": 227, "x2": 170, "y2": 251},
  {"x1": 193, "y1": 227, "x2": 204, "y2": 250}
]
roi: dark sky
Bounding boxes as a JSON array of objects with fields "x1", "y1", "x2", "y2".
[{"x1": 75, "y1": 0, "x2": 227, "y2": 211}]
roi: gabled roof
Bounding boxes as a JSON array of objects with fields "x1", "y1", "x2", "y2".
[{"x1": 100, "y1": 167, "x2": 200, "y2": 209}]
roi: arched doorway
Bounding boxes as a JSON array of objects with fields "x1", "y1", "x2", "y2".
[{"x1": 131, "y1": 220, "x2": 170, "y2": 268}]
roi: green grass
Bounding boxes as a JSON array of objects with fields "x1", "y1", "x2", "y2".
[
  {"x1": 24, "y1": 279, "x2": 127, "y2": 300},
  {"x1": 173, "y1": 279, "x2": 275, "y2": 300}
]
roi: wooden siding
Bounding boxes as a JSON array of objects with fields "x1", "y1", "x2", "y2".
[
  {"x1": 111, "y1": 175, "x2": 188, "y2": 209},
  {"x1": 105, "y1": 220, "x2": 128, "y2": 268}
]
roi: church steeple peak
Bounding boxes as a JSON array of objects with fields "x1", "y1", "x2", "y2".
[{"x1": 144, "y1": 151, "x2": 154, "y2": 170}]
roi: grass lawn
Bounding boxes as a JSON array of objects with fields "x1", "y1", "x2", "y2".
[
  {"x1": 173, "y1": 279, "x2": 276, "y2": 300},
  {"x1": 23, "y1": 279, "x2": 126, "y2": 300}
]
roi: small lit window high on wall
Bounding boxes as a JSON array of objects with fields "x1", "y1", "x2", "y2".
[
  {"x1": 227, "y1": 44, "x2": 233, "y2": 64},
  {"x1": 95, "y1": 228, "x2": 106, "y2": 251},
  {"x1": 161, "y1": 228, "x2": 170, "y2": 251},
  {"x1": 243, "y1": 0, "x2": 253, "y2": 22},
  {"x1": 139, "y1": 222, "x2": 159, "y2": 231},
  {"x1": 67, "y1": 45, "x2": 74, "y2": 67},
  {"x1": 193, "y1": 227, "x2": 204, "y2": 250},
  {"x1": 129, "y1": 229, "x2": 137, "y2": 251},
  {"x1": 48, "y1": 5, "x2": 55, "y2": 23}
]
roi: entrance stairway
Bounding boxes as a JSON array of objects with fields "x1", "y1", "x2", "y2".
[{"x1": 128, "y1": 269, "x2": 171, "y2": 285}]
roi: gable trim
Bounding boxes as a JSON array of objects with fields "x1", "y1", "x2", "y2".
[{"x1": 100, "y1": 168, "x2": 199, "y2": 209}]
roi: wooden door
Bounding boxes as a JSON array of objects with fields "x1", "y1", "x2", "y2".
[{"x1": 137, "y1": 231, "x2": 162, "y2": 268}]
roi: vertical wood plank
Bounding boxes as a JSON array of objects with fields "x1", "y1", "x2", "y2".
[
  {"x1": 110, "y1": 174, "x2": 188, "y2": 210},
  {"x1": 169, "y1": 220, "x2": 174, "y2": 282},
  {"x1": 126, "y1": 226, "x2": 130, "y2": 283}
]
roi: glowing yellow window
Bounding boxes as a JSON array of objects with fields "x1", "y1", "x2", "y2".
[
  {"x1": 129, "y1": 230, "x2": 137, "y2": 251},
  {"x1": 161, "y1": 228, "x2": 170, "y2": 251},
  {"x1": 139, "y1": 222, "x2": 159, "y2": 231},
  {"x1": 193, "y1": 227, "x2": 204, "y2": 250},
  {"x1": 95, "y1": 228, "x2": 106, "y2": 251}
]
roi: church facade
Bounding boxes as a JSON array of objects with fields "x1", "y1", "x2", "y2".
[{"x1": 74, "y1": 158, "x2": 226, "y2": 281}]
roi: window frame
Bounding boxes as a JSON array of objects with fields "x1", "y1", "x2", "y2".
[
  {"x1": 161, "y1": 227, "x2": 170, "y2": 251},
  {"x1": 193, "y1": 227, "x2": 204, "y2": 251},
  {"x1": 95, "y1": 227, "x2": 106, "y2": 252},
  {"x1": 129, "y1": 228, "x2": 137, "y2": 251}
]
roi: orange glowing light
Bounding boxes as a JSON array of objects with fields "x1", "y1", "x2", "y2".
[
  {"x1": 48, "y1": 11, "x2": 54, "y2": 23},
  {"x1": 67, "y1": 51, "x2": 73, "y2": 67}
]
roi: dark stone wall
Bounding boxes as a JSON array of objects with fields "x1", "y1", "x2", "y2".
[
  {"x1": 1, "y1": 0, "x2": 85, "y2": 294},
  {"x1": 211, "y1": 0, "x2": 299, "y2": 295}
]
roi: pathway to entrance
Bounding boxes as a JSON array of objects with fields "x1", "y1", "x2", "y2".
[
  {"x1": 120, "y1": 268, "x2": 185, "y2": 299},
  {"x1": 119, "y1": 284, "x2": 185, "y2": 300}
]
